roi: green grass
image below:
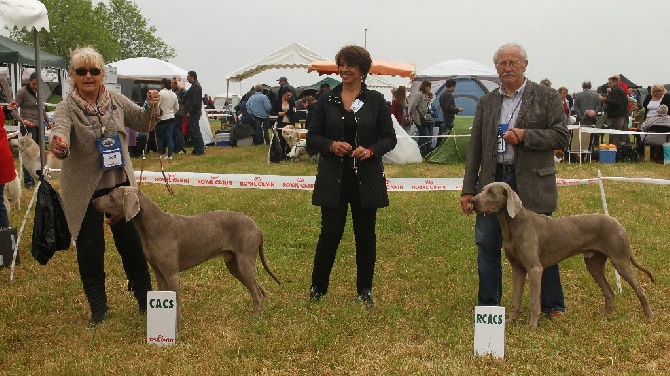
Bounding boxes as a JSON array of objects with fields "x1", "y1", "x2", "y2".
[{"x1": 1, "y1": 141, "x2": 670, "y2": 375}]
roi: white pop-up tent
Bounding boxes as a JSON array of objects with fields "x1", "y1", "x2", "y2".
[
  {"x1": 108, "y1": 57, "x2": 188, "y2": 81},
  {"x1": 109, "y1": 57, "x2": 213, "y2": 145},
  {"x1": 225, "y1": 43, "x2": 327, "y2": 97},
  {"x1": 0, "y1": 0, "x2": 51, "y2": 153}
]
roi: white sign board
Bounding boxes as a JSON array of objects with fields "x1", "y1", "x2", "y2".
[
  {"x1": 473, "y1": 306, "x2": 505, "y2": 358},
  {"x1": 147, "y1": 291, "x2": 177, "y2": 346}
]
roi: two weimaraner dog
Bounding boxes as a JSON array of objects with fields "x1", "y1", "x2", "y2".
[
  {"x1": 471, "y1": 182, "x2": 654, "y2": 327},
  {"x1": 93, "y1": 186, "x2": 280, "y2": 319}
]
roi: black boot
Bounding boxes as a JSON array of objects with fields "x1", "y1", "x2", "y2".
[
  {"x1": 82, "y1": 274, "x2": 108, "y2": 327},
  {"x1": 128, "y1": 270, "x2": 152, "y2": 314}
]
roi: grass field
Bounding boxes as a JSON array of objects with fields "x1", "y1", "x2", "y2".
[{"x1": 1, "y1": 139, "x2": 669, "y2": 375}]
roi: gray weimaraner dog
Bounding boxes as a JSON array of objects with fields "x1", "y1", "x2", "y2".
[
  {"x1": 93, "y1": 186, "x2": 280, "y2": 319},
  {"x1": 470, "y1": 182, "x2": 653, "y2": 327}
]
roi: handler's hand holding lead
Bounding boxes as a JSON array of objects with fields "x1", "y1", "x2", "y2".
[
  {"x1": 460, "y1": 194, "x2": 474, "y2": 215},
  {"x1": 146, "y1": 90, "x2": 160, "y2": 107}
]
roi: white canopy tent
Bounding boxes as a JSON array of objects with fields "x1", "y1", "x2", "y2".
[
  {"x1": 365, "y1": 75, "x2": 396, "y2": 89},
  {"x1": 108, "y1": 57, "x2": 213, "y2": 145},
  {"x1": 108, "y1": 57, "x2": 188, "y2": 81},
  {"x1": 0, "y1": 0, "x2": 51, "y2": 168},
  {"x1": 225, "y1": 43, "x2": 327, "y2": 97}
]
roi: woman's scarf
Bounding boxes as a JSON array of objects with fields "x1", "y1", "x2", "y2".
[{"x1": 70, "y1": 84, "x2": 112, "y2": 116}]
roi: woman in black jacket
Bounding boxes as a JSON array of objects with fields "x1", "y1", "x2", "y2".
[
  {"x1": 306, "y1": 45, "x2": 397, "y2": 307},
  {"x1": 271, "y1": 87, "x2": 297, "y2": 159}
]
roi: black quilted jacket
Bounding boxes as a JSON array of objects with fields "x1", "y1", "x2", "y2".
[{"x1": 307, "y1": 84, "x2": 397, "y2": 208}]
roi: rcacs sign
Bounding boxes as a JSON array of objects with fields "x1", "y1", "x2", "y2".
[{"x1": 473, "y1": 305, "x2": 506, "y2": 358}]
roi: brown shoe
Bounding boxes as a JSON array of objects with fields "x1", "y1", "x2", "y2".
[{"x1": 550, "y1": 310, "x2": 565, "y2": 320}]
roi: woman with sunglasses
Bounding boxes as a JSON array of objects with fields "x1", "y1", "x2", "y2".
[
  {"x1": 50, "y1": 46, "x2": 161, "y2": 327},
  {"x1": 306, "y1": 45, "x2": 397, "y2": 307}
]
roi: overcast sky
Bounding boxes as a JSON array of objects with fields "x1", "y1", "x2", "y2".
[{"x1": 129, "y1": 0, "x2": 668, "y2": 98}]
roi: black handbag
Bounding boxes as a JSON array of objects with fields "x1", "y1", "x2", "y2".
[{"x1": 269, "y1": 129, "x2": 283, "y2": 163}]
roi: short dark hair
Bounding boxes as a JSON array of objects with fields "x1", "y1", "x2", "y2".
[
  {"x1": 29, "y1": 72, "x2": 38, "y2": 81},
  {"x1": 161, "y1": 78, "x2": 171, "y2": 88},
  {"x1": 335, "y1": 45, "x2": 372, "y2": 81},
  {"x1": 445, "y1": 79, "x2": 457, "y2": 88},
  {"x1": 188, "y1": 70, "x2": 197, "y2": 80}
]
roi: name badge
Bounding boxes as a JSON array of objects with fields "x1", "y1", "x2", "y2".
[
  {"x1": 497, "y1": 123, "x2": 508, "y2": 154},
  {"x1": 97, "y1": 134, "x2": 125, "y2": 171},
  {"x1": 350, "y1": 99, "x2": 364, "y2": 113}
]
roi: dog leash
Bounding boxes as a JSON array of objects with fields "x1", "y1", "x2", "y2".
[{"x1": 139, "y1": 105, "x2": 174, "y2": 196}]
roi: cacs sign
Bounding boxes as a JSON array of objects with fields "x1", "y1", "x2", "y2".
[
  {"x1": 473, "y1": 306, "x2": 505, "y2": 358},
  {"x1": 147, "y1": 291, "x2": 177, "y2": 346},
  {"x1": 149, "y1": 298, "x2": 175, "y2": 309}
]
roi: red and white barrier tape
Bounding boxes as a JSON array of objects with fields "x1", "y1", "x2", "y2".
[{"x1": 132, "y1": 171, "x2": 670, "y2": 192}]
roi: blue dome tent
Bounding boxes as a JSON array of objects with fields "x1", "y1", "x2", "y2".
[{"x1": 409, "y1": 59, "x2": 500, "y2": 121}]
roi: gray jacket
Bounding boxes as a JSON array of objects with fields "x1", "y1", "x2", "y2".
[
  {"x1": 573, "y1": 89, "x2": 601, "y2": 120},
  {"x1": 462, "y1": 80, "x2": 569, "y2": 213}
]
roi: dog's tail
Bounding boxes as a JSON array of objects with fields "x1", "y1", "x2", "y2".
[
  {"x1": 631, "y1": 255, "x2": 655, "y2": 283},
  {"x1": 259, "y1": 236, "x2": 280, "y2": 285}
]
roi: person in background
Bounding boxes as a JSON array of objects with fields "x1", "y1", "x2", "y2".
[
  {"x1": 306, "y1": 45, "x2": 397, "y2": 307},
  {"x1": 247, "y1": 84, "x2": 273, "y2": 145},
  {"x1": 391, "y1": 85, "x2": 409, "y2": 131},
  {"x1": 303, "y1": 95, "x2": 317, "y2": 129},
  {"x1": 600, "y1": 76, "x2": 629, "y2": 145},
  {"x1": 15, "y1": 72, "x2": 51, "y2": 188},
  {"x1": 558, "y1": 86, "x2": 571, "y2": 121},
  {"x1": 184, "y1": 70, "x2": 205, "y2": 155},
  {"x1": 0, "y1": 100, "x2": 19, "y2": 228},
  {"x1": 439, "y1": 79, "x2": 463, "y2": 137},
  {"x1": 156, "y1": 78, "x2": 179, "y2": 160},
  {"x1": 49, "y1": 46, "x2": 160, "y2": 327},
  {"x1": 171, "y1": 76, "x2": 187, "y2": 155},
  {"x1": 642, "y1": 83, "x2": 670, "y2": 120},
  {"x1": 277, "y1": 76, "x2": 297, "y2": 102},
  {"x1": 316, "y1": 83, "x2": 331, "y2": 100},
  {"x1": 270, "y1": 86, "x2": 297, "y2": 158},
  {"x1": 409, "y1": 80, "x2": 433, "y2": 157},
  {"x1": 234, "y1": 90, "x2": 255, "y2": 126},
  {"x1": 573, "y1": 80, "x2": 600, "y2": 125},
  {"x1": 460, "y1": 42, "x2": 569, "y2": 319},
  {"x1": 640, "y1": 103, "x2": 670, "y2": 163}
]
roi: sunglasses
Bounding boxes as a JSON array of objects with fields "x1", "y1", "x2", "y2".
[{"x1": 75, "y1": 67, "x2": 102, "y2": 76}]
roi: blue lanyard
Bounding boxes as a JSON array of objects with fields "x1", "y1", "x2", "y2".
[{"x1": 507, "y1": 96, "x2": 522, "y2": 126}]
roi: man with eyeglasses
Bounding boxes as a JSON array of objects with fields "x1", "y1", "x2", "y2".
[
  {"x1": 184, "y1": 70, "x2": 205, "y2": 155},
  {"x1": 460, "y1": 43, "x2": 570, "y2": 320}
]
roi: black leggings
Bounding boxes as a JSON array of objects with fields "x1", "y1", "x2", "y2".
[{"x1": 76, "y1": 187, "x2": 149, "y2": 281}]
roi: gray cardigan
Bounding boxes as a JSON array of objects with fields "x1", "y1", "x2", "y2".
[
  {"x1": 52, "y1": 90, "x2": 158, "y2": 239},
  {"x1": 462, "y1": 80, "x2": 569, "y2": 213}
]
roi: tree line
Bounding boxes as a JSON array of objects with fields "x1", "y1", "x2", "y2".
[{"x1": 10, "y1": 0, "x2": 175, "y2": 64}]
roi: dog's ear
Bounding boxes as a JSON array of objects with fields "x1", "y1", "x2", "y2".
[
  {"x1": 504, "y1": 184, "x2": 523, "y2": 218},
  {"x1": 122, "y1": 187, "x2": 141, "y2": 221}
]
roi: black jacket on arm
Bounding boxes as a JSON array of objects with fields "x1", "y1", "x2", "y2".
[{"x1": 307, "y1": 84, "x2": 397, "y2": 208}]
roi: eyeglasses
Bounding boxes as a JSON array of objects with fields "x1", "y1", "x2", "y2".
[
  {"x1": 495, "y1": 60, "x2": 524, "y2": 69},
  {"x1": 75, "y1": 67, "x2": 102, "y2": 76}
]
